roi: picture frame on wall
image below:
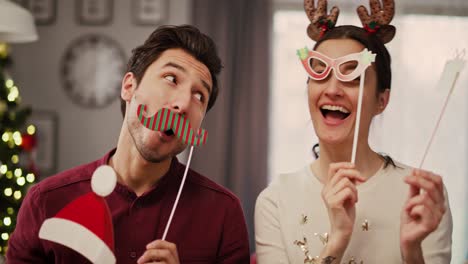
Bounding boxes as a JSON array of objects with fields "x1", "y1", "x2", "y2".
[
  {"x1": 76, "y1": 0, "x2": 113, "y2": 26},
  {"x1": 133, "y1": 0, "x2": 168, "y2": 26},
  {"x1": 26, "y1": 0, "x2": 57, "y2": 25},
  {"x1": 28, "y1": 111, "x2": 58, "y2": 177}
]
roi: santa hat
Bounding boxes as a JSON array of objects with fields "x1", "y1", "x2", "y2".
[{"x1": 39, "y1": 165, "x2": 117, "y2": 263}]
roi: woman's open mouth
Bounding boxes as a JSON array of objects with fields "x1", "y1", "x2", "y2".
[{"x1": 320, "y1": 104, "x2": 351, "y2": 124}]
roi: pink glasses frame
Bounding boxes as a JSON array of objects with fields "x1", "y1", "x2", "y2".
[{"x1": 298, "y1": 48, "x2": 376, "y2": 82}]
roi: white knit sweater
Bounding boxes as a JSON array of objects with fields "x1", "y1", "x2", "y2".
[{"x1": 255, "y1": 161, "x2": 452, "y2": 263}]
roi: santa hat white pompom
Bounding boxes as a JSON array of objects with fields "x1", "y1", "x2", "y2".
[{"x1": 91, "y1": 165, "x2": 117, "y2": 197}]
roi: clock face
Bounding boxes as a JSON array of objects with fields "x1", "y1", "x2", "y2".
[{"x1": 61, "y1": 34, "x2": 126, "y2": 108}]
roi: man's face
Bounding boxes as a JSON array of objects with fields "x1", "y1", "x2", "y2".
[{"x1": 122, "y1": 48, "x2": 212, "y2": 163}]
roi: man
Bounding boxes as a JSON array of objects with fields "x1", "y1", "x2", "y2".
[{"x1": 7, "y1": 25, "x2": 250, "y2": 264}]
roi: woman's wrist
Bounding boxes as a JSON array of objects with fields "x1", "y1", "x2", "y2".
[
  {"x1": 401, "y1": 241, "x2": 424, "y2": 264},
  {"x1": 318, "y1": 244, "x2": 344, "y2": 263},
  {"x1": 329, "y1": 230, "x2": 352, "y2": 249},
  {"x1": 319, "y1": 233, "x2": 351, "y2": 263},
  {"x1": 326, "y1": 237, "x2": 349, "y2": 253}
]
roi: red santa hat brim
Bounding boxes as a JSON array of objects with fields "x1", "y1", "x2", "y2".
[{"x1": 39, "y1": 218, "x2": 116, "y2": 263}]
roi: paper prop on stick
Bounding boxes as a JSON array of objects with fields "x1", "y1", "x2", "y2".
[
  {"x1": 39, "y1": 166, "x2": 117, "y2": 264},
  {"x1": 298, "y1": 47, "x2": 376, "y2": 163},
  {"x1": 161, "y1": 145, "x2": 195, "y2": 240},
  {"x1": 137, "y1": 104, "x2": 208, "y2": 146},
  {"x1": 136, "y1": 104, "x2": 203, "y2": 240},
  {"x1": 297, "y1": 47, "x2": 375, "y2": 82},
  {"x1": 419, "y1": 49, "x2": 466, "y2": 168}
]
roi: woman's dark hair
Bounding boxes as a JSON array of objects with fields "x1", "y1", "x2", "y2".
[
  {"x1": 381, "y1": 154, "x2": 398, "y2": 168},
  {"x1": 121, "y1": 25, "x2": 222, "y2": 117},
  {"x1": 312, "y1": 143, "x2": 397, "y2": 168},
  {"x1": 312, "y1": 143, "x2": 320, "y2": 159},
  {"x1": 313, "y1": 25, "x2": 392, "y2": 95}
]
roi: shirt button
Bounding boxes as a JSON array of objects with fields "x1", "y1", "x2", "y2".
[{"x1": 130, "y1": 251, "x2": 137, "y2": 258}]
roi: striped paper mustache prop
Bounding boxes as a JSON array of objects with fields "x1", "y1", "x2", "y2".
[{"x1": 137, "y1": 104, "x2": 208, "y2": 146}]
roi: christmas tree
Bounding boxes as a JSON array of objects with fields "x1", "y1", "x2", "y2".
[{"x1": 0, "y1": 43, "x2": 37, "y2": 255}]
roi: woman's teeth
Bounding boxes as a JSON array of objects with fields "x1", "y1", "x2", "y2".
[{"x1": 320, "y1": 105, "x2": 350, "y2": 114}]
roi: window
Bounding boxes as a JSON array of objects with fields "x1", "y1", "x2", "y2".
[{"x1": 269, "y1": 7, "x2": 468, "y2": 263}]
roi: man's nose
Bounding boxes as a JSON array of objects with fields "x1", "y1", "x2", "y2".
[{"x1": 170, "y1": 89, "x2": 191, "y2": 114}]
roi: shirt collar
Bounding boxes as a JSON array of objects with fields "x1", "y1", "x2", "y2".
[{"x1": 104, "y1": 148, "x2": 183, "y2": 200}]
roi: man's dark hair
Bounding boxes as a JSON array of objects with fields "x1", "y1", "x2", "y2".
[{"x1": 121, "y1": 25, "x2": 222, "y2": 117}]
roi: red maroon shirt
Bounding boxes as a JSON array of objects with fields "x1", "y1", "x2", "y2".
[{"x1": 7, "y1": 149, "x2": 250, "y2": 263}]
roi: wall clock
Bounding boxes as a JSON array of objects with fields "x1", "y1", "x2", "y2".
[{"x1": 60, "y1": 34, "x2": 126, "y2": 108}]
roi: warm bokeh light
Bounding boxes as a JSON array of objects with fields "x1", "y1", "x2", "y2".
[
  {"x1": 27, "y1": 125, "x2": 36, "y2": 135},
  {"x1": 4, "y1": 188, "x2": 12, "y2": 197}
]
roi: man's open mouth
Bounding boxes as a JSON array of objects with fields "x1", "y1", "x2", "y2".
[{"x1": 164, "y1": 129, "x2": 175, "y2": 136}]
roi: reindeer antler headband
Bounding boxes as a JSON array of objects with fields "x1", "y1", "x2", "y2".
[{"x1": 304, "y1": 0, "x2": 396, "y2": 44}]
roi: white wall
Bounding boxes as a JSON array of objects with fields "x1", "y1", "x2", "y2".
[{"x1": 9, "y1": 0, "x2": 192, "y2": 175}]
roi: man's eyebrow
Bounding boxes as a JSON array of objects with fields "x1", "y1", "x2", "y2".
[
  {"x1": 163, "y1": 62, "x2": 212, "y2": 95},
  {"x1": 201, "y1": 80, "x2": 212, "y2": 95},
  {"x1": 163, "y1": 62, "x2": 186, "y2": 72}
]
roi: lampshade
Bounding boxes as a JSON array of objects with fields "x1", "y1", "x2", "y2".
[{"x1": 0, "y1": 0, "x2": 38, "y2": 43}]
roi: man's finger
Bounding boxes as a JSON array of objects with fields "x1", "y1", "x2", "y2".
[{"x1": 138, "y1": 249, "x2": 173, "y2": 264}]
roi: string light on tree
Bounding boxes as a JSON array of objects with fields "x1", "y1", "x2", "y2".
[
  {"x1": 4, "y1": 188, "x2": 12, "y2": 197},
  {"x1": 1, "y1": 233, "x2": 9, "y2": 241},
  {"x1": 6, "y1": 208, "x2": 14, "y2": 215},
  {"x1": 0, "y1": 165, "x2": 6, "y2": 174},
  {"x1": 16, "y1": 177, "x2": 25, "y2": 186},
  {"x1": 5, "y1": 79, "x2": 13, "y2": 88},
  {"x1": 13, "y1": 191, "x2": 22, "y2": 200},
  {"x1": 11, "y1": 155, "x2": 18, "y2": 164},
  {"x1": 3, "y1": 217, "x2": 11, "y2": 226},
  {"x1": 26, "y1": 173, "x2": 35, "y2": 183},
  {"x1": 1, "y1": 132, "x2": 8, "y2": 142},
  {"x1": 27, "y1": 125, "x2": 35, "y2": 134}
]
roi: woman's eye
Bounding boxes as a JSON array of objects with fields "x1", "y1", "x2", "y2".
[
  {"x1": 313, "y1": 67, "x2": 325, "y2": 74},
  {"x1": 164, "y1": 75, "x2": 176, "y2": 83},
  {"x1": 310, "y1": 59, "x2": 327, "y2": 74}
]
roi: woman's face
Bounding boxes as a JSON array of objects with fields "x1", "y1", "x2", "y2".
[{"x1": 308, "y1": 38, "x2": 389, "y2": 146}]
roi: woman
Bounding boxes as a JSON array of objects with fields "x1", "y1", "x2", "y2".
[{"x1": 255, "y1": 1, "x2": 452, "y2": 263}]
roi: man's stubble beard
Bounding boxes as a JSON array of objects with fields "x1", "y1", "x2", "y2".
[{"x1": 127, "y1": 114, "x2": 186, "y2": 163}]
